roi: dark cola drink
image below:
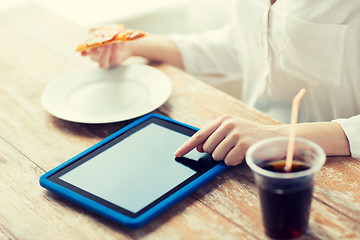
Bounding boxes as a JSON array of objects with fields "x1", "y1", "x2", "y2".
[
  {"x1": 258, "y1": 160, "x2": 312, "y2": 239},
  {"x1": 246, "y1": 137, "x2": 326, "y2": 240}
]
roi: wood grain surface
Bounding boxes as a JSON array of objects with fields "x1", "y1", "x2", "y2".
[{"x1": 0, "y1": 3, "x2": 359, "y2": 240}]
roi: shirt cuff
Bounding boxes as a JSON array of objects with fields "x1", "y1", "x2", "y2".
[
  {"x1": 332, "y1": 115, "x2": 360, "y2": 160},
  {"x1": 170, "y1": 23, "x2": 242, "y2": 77},
  {"x1": 170, "y1": 33, "x2": 199, "y2": 75}
]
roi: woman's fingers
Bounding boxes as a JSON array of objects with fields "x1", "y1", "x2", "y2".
[
  {"x1": 201, "y1": 118, "x2": 237, "y2": 154},
  {"x1": 81, "y1": 43, "x2": 129, "y2": 69},
  {"x1": 176, "y1": 115, "x2": 281, "y2": 166},
  {"x1": 109, "y1": 43, "x2": 127, "y2": 67},
  {"x1": 99, "y1": 45, "x2": 112, "y2": 69},
  {"x1": 89, "y1": 47, "x2": 103, "y2": 62},
  {"x1": 211, "y1": 134, "x2": 237, "y2": 161},
  {"x1": 196, "y1": 143, "x2": 205, "y2": 153},
  {"x1": 223, "y1": 144, "x2": 246, "y2": 166},
  {"x1": 174, "y1": 117, "x2": 225, "y2": 157}
]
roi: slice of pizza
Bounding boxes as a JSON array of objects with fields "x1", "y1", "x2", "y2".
[{"x1": 76, "y1": 24, "x2": 147, "y2": 52}]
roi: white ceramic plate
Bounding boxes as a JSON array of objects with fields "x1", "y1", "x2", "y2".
[{"x1": 42, "y1": 64, "x2": 172, "y2": 123}]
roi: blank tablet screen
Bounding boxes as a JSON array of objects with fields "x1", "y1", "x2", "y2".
[{"x1": 48, "y1": 117, "x2": 219, "y2": 218}]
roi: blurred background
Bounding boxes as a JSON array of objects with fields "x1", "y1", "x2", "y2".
[{"x1": 0, "y1": 0, "x2": 242, "y2": 99}]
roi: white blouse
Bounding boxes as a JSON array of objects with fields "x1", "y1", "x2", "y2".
[{"x1": 171, "y1": 0, "x2": 360, "y2": 160}]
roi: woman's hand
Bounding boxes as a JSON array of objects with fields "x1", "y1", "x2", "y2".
[
  {"x1": 174, "y1": 115, "x2": 282, "y2": 166},
  {"x1": 80, "y1": 34, "x2": 184, "y2": 70},
  {"x1": 81, "y1": 42, "x2": 133, "y2": 69}
]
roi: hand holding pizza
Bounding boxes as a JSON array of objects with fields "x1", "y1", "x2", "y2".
[
  {"x1": 81, "y1": 43, "x2": 133, "y2": 69},
  {"x1": 78, "y1": 24, "x2": 147, "y2": 69}
]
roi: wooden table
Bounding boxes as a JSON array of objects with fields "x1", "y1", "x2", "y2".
[{"x1": 1, "y1": 3, "x2": 359, "y2": 239}]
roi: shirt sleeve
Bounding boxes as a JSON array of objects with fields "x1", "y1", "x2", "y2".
[
  {"x1": 170, "y1": 22, "x2": 242, "y2": 78},
  {"x1": 332, "y1": 114, "x2": 360, "y2": 160}
]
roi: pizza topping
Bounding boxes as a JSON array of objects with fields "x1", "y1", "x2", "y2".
[
  {"x1": 76, "y1": 24, "x2": 147, "y2": 52},
  {"x1": 123, "y1": 30, "x2": 147, "y2": 40},
  {"x1": 85, "y1": 25, "x2": 124, "y2": 46}
]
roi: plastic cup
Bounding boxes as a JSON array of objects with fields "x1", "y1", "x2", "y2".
[{"x1": 246, "y1": 137, "x2": 325, "y2": 239}]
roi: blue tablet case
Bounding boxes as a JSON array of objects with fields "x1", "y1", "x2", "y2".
[{"x1": 39, "y1": 113, "x2": 228, "y2": 228}]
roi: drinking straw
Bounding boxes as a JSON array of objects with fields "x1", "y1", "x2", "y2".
[{"x1": 285, "y1": 88, "x2": 306, "y2": 172}]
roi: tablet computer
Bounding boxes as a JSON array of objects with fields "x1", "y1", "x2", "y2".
[{"x1": 40, "y1": 113, "x2": 228, "y2": 228}]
